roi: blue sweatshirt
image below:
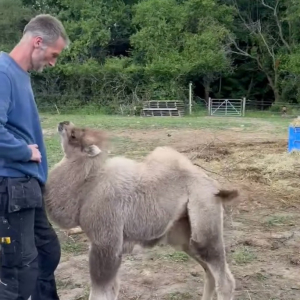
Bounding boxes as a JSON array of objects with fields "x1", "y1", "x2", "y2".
[{"x1": 0, "y1": 52, "x2": 48, "y2": 185}]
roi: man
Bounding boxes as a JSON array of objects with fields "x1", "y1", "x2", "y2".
[{"x1": 0, "y1": 14, "x2": 69, "y2": 300}]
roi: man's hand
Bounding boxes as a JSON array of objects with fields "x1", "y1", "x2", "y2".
[{"x1": 28, "y1": 144, "x2": 42, "y2": 163}]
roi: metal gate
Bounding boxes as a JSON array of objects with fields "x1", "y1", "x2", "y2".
[{"x1": 208, "y1": 98, "x2": 246, "y2": 117}]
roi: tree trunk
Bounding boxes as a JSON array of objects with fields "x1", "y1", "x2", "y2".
[
  {"x1": 203, "y1": 79, "x2": 211, "y2": 103},
  {"x1": 265, "y1": 72, "x2": 280, "y2": 103},
  {"x1": 273, "y1": 87, "x2": 280, "y2": 103},
  {"x1": 204, "y1": 84, "x2": 210, "y2": 103},
  {"x1": 246, "y1": 76, "x2": 254, "y2": 99},
  {"x1": 273, "y1": 73, "x2": 280, "y2": 103}
]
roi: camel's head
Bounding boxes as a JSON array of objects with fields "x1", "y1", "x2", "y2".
[{"x1": 57, "y1": 121, "x2": 108, "y2": 159}]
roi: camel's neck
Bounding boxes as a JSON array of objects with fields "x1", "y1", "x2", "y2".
[
  {"x1": 63, "y1": 156, "x2": 105, "y2": 179},
  {"x1": 44, "y1": 156, "x2": 105, "y2": 229}
]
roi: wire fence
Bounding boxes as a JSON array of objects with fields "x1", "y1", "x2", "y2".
[
  {"x1": 244, "y1": 100, "x2": 300, "y2": 117},
  {"x1": 35, "y1": 93, "x2": 300, "y2": 117},
  {"x1": 195, "y1": 97, "x2": 300, "y2": 117}
]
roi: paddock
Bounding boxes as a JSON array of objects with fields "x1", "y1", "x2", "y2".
[{"x1": 41, "y1": 114, "x2": 300, "y2": 300}]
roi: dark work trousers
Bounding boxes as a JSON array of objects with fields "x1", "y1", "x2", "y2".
[{"x1": 0, "y1": 176, "x2": 61, "y2": 300}]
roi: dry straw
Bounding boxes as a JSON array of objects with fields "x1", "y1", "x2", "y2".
[{"x1": 290, "y1": 116, "x2": 300, "y2": 127}]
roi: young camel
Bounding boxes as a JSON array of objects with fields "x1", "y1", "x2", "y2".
[{"x1": 43, "y1": 121, "x2": 237, "y2": 300}]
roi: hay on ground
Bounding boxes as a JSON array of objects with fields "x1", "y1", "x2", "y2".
[{"x1": 290, "y1": 116, "x2": 300, "y2": 127}]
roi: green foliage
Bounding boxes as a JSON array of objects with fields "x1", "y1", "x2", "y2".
[
  {"x1": 0, "y1": 0, "x2": 34, "y2": 52},
  {"x1": 285, "y1": 49, "x2": 300, "y2": 75},
  {"x1": 1, "y1": 0, "x2": 300, "y2": 114},
  {"x1": 225, "y1": 0, "x2": 300, "y2": 103},
  {"x1": 27, "y1": 0, "x2": 237, "y2": 110},
  {"x1": 131, "y1": 0, "x2": 234, "y2": 89}
]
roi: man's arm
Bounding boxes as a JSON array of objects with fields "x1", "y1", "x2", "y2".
[{"x1": 0, "y1": 71, "x2": 32, "y2": 162}]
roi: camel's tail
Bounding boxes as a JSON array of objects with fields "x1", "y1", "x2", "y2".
[{"x1": 215, "y1": 189, "x2": 239, "y2": 202}]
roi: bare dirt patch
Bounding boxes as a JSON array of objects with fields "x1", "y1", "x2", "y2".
[
  {"x1": 54, "y1": 127, "x2": 300, "y2": 300},
  {"x1": 112, "y1": 126, "x2": 287, "y2": 150}
]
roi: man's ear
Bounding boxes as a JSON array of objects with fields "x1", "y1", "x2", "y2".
[
  {"x1": 84, "y1": 145, "x2": 102, "y2": 157},
  {"x1": 33, "y1": 36, "x2": 43, "y2": 48}
]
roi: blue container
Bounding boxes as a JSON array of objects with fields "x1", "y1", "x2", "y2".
[{"x1": 288, "y1": 125, "x2": 300, "y2": 152}]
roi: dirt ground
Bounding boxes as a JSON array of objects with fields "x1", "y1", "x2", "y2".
[{"x1": 54, "y1": 127, "x2": 300, "y2": 300}]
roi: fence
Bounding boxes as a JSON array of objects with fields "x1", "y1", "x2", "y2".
[
  {"x1": 196, "y1": 97, "x2": 300, "y2": 117},
  {"x1": 244, "y1": 100, "x2": 300, "y2": 117},
  {"x1": 208, "y1": 98, "x2": 246, "y2": 117},
  {"x1": 34, "y1": 91, "x2": 300, "y2": 117}
]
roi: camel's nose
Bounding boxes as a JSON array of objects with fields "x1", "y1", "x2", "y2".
[{"x1": 58, "y1": 121, "x2": 70, "y2": 132}]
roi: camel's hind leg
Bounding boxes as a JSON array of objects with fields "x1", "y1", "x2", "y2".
[
  {"x1": 186, "y1": 251, "x2": 216, "y2": 300},
  {"x1": 187, "y1": 203, "x2": 235, "y2": 300},
  {"x1": 166, "y1": 217, "x2": 216, "y2": 300},
  {"x1": 189, "y1": 239, "x2": 235, "y2": 300},
  {"x1": 88, "y1": 243, "x2": 122, "y2": 300}
]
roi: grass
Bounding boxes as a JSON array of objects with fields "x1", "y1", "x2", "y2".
[
  {"x1": 160, "y1": 251, "x2": 190, "y2": 263},
  {"x1": 61, "y1": 238, "x2": 88, "y2": 256},
  {"x1": 164, "y1": 292, "x2": 193, "y2": 299},
  {"x1": 44, "y1": 127, "x2": 150, "y2": 167},
  {"x1": 147, "y1": 248, "x2": 190, "y2": 263},
  {"x1": 232, "y1": 246, "x2": 257, "y2": 265},
  {"x1": 45, "y1": 136, "x2": 62, "y2": 167},
  {"x1": 263, "y1": 214, "x2": 294, "y2": 228},
  {"x1": 41, "y1": 112, "x2": 293, "y2": 131},
  {"x1": 57, "y1": 231, "x2": 88, "y2": 256},
  {"x1": 56, "y1": 278, "x2": 82, "y2": 290},
  {"x1": 254, "y1": 272, "x2": 269, "y2": 282},
  {"x1": 41, "y1": 113, "x2": 293, "y2": 168}
]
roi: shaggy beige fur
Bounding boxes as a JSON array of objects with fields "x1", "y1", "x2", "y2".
[{"x1": 44, "y1": 121, "x2": 238, "y2": 300}]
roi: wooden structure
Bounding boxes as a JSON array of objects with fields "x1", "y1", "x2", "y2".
[{"x1": 142, "y1": 100, "x2": 185, "y2": 117}]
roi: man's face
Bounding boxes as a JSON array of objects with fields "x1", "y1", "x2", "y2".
[{"x1": 31, "y1": 36, "x2": 66, "y2": 72}]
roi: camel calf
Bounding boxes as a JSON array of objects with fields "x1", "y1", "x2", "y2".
[{"x1": 43, "y1": 121, "x2": 237, "y2": 300}]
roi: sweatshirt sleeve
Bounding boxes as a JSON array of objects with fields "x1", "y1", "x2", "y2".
[{"x1": 0, "y1": 72, "x2": 32, "y2": 162}]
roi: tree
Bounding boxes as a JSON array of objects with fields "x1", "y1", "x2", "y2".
[
  {"x1": 15, "y1": 0, "x2": 300, "y2": 111},
  {"x1": 0, "y1": 0, "x2": 34, "y2": 52},
  {"x1": 227, "y1": 0, "x2": 300, "y2": 103},
  {"x1": 130, "y1": 0, "x2": 235, "y2": 101}
]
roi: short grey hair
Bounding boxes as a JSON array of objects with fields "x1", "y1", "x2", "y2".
[{"x1": 23, "y1": 14, "x2": 70, "y2": 47}]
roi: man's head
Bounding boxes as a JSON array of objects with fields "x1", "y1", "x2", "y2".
[{"x1": 21, "y1": 14, "x2": 69, "y2": 72}]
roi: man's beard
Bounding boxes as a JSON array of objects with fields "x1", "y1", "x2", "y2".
[
  {"x1": 32, "y1": 48, "x2": 47, "y2": 72},
  {"x1": 35, "y1": 64, "x2": 45, "y2": 72},
  {"x1": 32, "y1": 57, "x2": 46, "y2": 72}
]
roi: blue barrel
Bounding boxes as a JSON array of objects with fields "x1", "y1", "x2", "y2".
[{"x1": 288, "y1": 125, "x2": 300, "y2": 152}]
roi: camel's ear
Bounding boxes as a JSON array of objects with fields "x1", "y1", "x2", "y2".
[{"x1": 84, "y1": 145, "x2": 102, "y2": 157}]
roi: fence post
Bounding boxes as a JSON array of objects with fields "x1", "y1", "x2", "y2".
[
  {"x1": 189, "y1": 82, "x2": 192, "y2": 115},
  {"x1": 208, "y1": 97, "x2": 211, "y2": 116},
  {"x1": 242, "y1": 97, "x2": 246, "y2": 116}
]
